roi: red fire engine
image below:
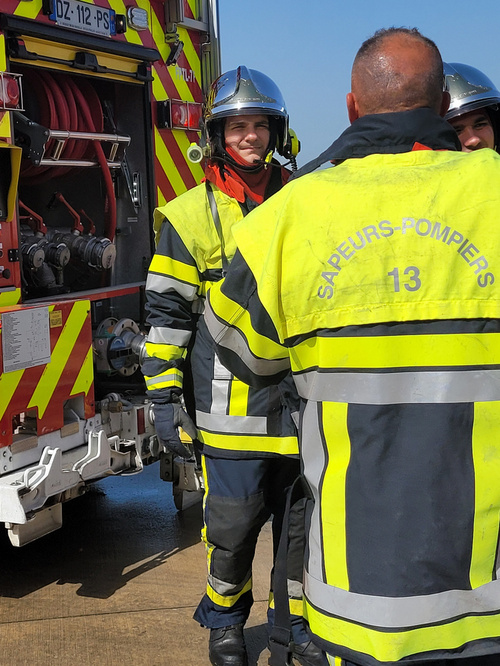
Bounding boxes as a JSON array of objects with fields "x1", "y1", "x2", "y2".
[{"x1": 0, "y1": 0, "x2": 219, "y2": 545}]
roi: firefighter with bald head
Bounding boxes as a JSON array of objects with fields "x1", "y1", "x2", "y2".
[
  {"x1": 202, "y1": 28, "x2": 500, "y2": 666},
  {"x1": 142, "y1": 67, "x2": 326, "y2": 666}
]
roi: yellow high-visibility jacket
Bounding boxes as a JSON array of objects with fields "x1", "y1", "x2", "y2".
[
  {"x1": 143, "y1": 180, "x2": 298, "y2": 458},
  {"x1": 205, "y1": 145, "x2": 500, "y2": 663}
]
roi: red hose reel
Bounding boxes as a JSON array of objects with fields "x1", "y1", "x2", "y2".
[{"x1": 21, "y1": 69, "x2": 116, "y2": 241}]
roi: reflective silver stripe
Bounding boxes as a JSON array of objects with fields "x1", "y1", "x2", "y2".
[
  {"x1": 304, "y1": 570, "x2": 500, "y2": 628},
  {"x1": 214, "y1": 354, "x2": 232, "y2": 380},
  {"x1": 208, "y1": 570, "x2": 251, "y2": 596},
  {"x1": 147, "y1": 326, "x2": 191, "y2": 347},
  {"x1": 301, "y1": 404, "x2": 326, "y2": 582},
  {"x1": 211, "y1": 379, "x2": 230, "y2": 414},
  {"x1": 196, "y1": 410, "x2": 268, "y2": 434},
  {"x1": 205, "y1": 301, "x2": 290, "y2": 377},
  {"x1": 288, "y1": 579, "x2": 303, "y2": 599},
  {"x1": 211, "y1": 355, "x2": 232, "y2": 414},
  {"x1": 146, "y1": 273, "x2": 198, "y2": 301},
  {"x1": 294, "y1": 369, "x2": 500, "y2": 404}
]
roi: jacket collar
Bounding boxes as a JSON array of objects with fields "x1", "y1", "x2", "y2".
[{"x1": 292, "y1": 108, "x2": 462, "y2": 179}]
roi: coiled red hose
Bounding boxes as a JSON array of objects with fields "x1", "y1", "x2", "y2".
[{"x1": 21, "y1": 69, "x2": 116, "y2": 241}]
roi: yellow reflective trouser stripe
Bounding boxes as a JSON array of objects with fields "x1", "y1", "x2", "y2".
[
  {"x1": 145, "y1": 368, "x2": 183, "y2": 391},
  {"x1": 292, "y1": 333, "x2": 500, "y2": 372},
  {"x1": 148, "y1": 253, "x2": 199, "y2": 285},
  {"x1": 321, "y1": 402, "x2": 350, "y2": 589},
  {"x1": 212, "y1": 287, "x2": 287, "y2": 361},
  {"x1": 145, "y1": 342, "x2": 185, "y2": 362},
  {"x1": 198, "y1": 430, "x2": 299, "y2": 455},
  {"x1": 207, "y1": 577, "x2": 253, "y2": 608},
  {"x1": 305, "y1": 601, "x2": 500, "y2": 662},
  {"x1": 228, "y1": 380, "x2": 249, "y2": 417},
  {"x1": 289, "y1": 597, "x2": 304, "y2": 617},
  {"x1": 268, "y1": 592, "x2": 303, "y2": 618},
  {"x1": 470, "y1": 401, "x2": 500, "y2": 588},
  {"x1": 200, "y1": 454, "x2": 211, "y2": 569}
]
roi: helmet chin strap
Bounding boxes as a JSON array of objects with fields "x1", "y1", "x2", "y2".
[{"x1": 211, "y1": 153, "x2": 266, "y2": 172}]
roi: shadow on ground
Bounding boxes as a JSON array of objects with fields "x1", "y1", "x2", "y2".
[
  {"x1": 0, "y1": 463, "x2": 203, "y2": 600},
  {"x1": 246, "y1": 622, "x2": 271, "y2": 665}
]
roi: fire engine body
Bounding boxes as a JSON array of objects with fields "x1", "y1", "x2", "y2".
[{"x1": 0, "y1": 0, "x2": 219, "y2": 546}]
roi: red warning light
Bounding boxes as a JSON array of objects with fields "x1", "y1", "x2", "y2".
[
  {"x1": 0, "y1": 73, "x2": 23, "y2": 110},
  {"x1": 168, "y1": 100, "x2": 202, "y2": 130}
]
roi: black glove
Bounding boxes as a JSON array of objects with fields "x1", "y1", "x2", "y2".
[{"x1": 152, "y1": 401, "x2": 197, "y2": 459}]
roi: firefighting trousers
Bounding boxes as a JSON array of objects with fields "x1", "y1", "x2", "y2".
[{"x1": 193, "y1": 455, "x2": 307, "y2": 639}]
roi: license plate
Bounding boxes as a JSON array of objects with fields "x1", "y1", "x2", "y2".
[{"x1": 50, "y1": 0, "x2": 116, "y2": 38}]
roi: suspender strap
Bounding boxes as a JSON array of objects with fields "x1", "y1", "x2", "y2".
[
  {"x1": 269, "y1": 475, "x2": 307, "y2": 666},
  {"x1": 206, "y1": 181, "x2": 230, "y2": 276}
]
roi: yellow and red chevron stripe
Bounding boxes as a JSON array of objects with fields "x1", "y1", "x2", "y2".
[
  {"x1": 4, "y1": 0, "x2": 206, "y2": 209},
  {"x1": 0, "y1": 300, "x2": 94, "y2": 447}
]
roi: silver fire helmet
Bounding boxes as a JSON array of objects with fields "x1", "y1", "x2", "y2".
[
  {"x1": 203, "y1": 66, "x2": 289, "y2": 156},
  {"x1": 444, "y1": 62, "x2": 500, "y2": 121}
]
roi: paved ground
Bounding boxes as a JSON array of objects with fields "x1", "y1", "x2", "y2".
[{"x1": 0, "y1": 463, "x2": 274, "y2": 665}]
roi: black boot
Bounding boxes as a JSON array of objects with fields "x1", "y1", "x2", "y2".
[
  {"x1": 209, "y1": 623, "x2": 249, "y2": 666},
  {"x1": 292, "y1": 639, "x2": 329, "y2": 666}
]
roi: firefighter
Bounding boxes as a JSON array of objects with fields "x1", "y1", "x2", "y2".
[
  {"x1": 142, "y1": 67, "x2": 326, "y2": 666},
  {"x1": 201, "y1": 28, "x2": 500, "y2": 666},
  {"x1": 444, "y1": 62, "x2": 500, "y2": 152}
]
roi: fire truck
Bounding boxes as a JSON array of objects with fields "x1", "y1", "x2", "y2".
[{"x1": 0, "y1": 0, "x2": 220, "y2": 546}]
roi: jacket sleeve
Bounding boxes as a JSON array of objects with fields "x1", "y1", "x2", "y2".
[
  {"x1": 203, "y1": 248, "x2": 290, "y2": 389},
  {"x1": 142, "y1": 215, "x2": 201, "y2": 401}
]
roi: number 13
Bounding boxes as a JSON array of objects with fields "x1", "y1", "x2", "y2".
[{"x1": 387, "y1": 266, "x2": 421, "y2": 292}]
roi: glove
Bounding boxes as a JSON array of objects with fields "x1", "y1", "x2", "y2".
[{"x1": 153, "y1": 401, "x2": 198, "y2": 459}]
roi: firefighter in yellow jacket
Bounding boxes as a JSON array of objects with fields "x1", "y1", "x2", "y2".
[
  {"x1": 202, "y1": 29, "x2": 500, "y2": 666},
  {"x1": 142, "y1": 67, "x2": 326, "y2": 666}
]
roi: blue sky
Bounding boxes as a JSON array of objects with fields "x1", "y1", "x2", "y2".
[{"x1": 218, "y1": 0, "x2": 500, "y2": 167}]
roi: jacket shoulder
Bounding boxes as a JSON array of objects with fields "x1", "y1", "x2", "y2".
[{"x1": 157, "y1": 183, "x2": 207, "y2": 218}]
